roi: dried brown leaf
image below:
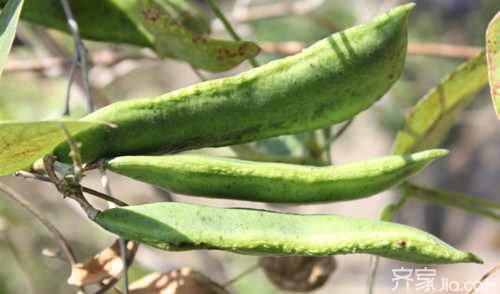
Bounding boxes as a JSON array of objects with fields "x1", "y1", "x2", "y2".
[
  {"x1": 129, "y1": 268, "x2": 228, "y2": 294},
  {"x1": 67, "y1": 239, "x2": 134, "y2": 286}
]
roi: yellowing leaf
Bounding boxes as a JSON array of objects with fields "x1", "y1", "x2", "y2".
[
  {"x1": 392, "y1": 51, "x2": 488, "y2": 154},
  {"x1": 0, "y1": 120, "x2": 102, "y2": 176},
  {"x1": 487, "y1": 11, "x2": 500, "y2": 119}
]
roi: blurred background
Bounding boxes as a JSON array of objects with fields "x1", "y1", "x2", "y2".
[{"x1": 1, "y1": 0, "x2": 500, "y2": 293}]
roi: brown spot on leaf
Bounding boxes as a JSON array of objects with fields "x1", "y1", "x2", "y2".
[
  {"x1": 142, "y1": 9, "x2": 161, "y2": 21},
  {"x1": 192, "y1": 35, "x2": 207, "y2": 44},
  {"x1": 217, "y1": 48, "x2": 232, "y2": 62}
]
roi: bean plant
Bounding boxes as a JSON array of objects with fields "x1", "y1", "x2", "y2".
[{"x1": 0, "y1": 0, "x2": 499, "y2": 293}]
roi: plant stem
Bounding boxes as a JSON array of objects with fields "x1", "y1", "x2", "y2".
[
  {"x1": 366, "y1": 256, "x2": 379, "y2": 294},
  {"x1": 60, "y1": 0, "x2": 92, "y2": 113},
  {"x1": 223, "y1": 263, "x2": 260, "y2": 287},
  {"x1": 406, "y1": 184, "x2": 500, "y2": 222}
]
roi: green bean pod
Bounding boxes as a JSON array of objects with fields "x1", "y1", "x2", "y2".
[
  {"x1": 94, "y1": 202, "x2": 482, "y2": 264},
  {"x1": 54, "y1": 4, "x2": 413, "y2": 164},
  {"x1": 104, "y1": 149, "x2": 447, "y2": 204}
]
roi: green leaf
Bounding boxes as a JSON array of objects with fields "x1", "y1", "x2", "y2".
[
  {"x1": 0, "y1": 0, "x2": 24, "y2": 79},
  {"x1": 487, "y1": 11, "x2": 500, "y2": 119},
  {"x1": 392, "y1": 51, "x2": 488, "y2": 154},
  {"x1": 0, "y1": 0, "x2": 213, "y2": 57},
  {"x1": 0, "y1": 0, "x2": 154, "y2": 48},
  {"x1": 140, "y1": 0, "x2": 260, "y2": 72},
  {"x1": 0, "y1": 120, "x2": 102, "y2": 176}
]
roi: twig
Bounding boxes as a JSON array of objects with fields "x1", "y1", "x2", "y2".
[
  {"x1": 6, "y1": 42, "x2": 482, "y2": 78},
  {"x1": 93, "y1": 241, "x2": 139, "y2": 294},
  {"x1": 118, "y1": 237, "x2": 130, "y2": 294},
  {"x1": 0, "y1": 182, "x2": 79, "y2": 265},
  {"x1": 83, "y1": 186, "x2": 128, "y2": 206},
  {"x1": 64, "y1": 54, "x2": 78, "y2": 115},
  {"x1": 258, "y1": 41, "x2": 306, "y2": 55},
  {"x1": 321, "y1": 118, "x2": 354, "y2": 153},
  {"x1": 366, "y1": 256, "x2": 379, "y2": 294},
  {"x1": 223, "y1": 263, "x2": 260, "y2": 287},
  {"x1": 206, "y1": 0, "x2": 240, "y2": 41},
  {"x1": 60, "y1": 0, "x2": 93, "y2": 114},
  {"x1": 468, "y1": 262, "x2": 500, "y2": 294},
  {"x1": 60, "y1": 124, "x2": 83, "y2": 184},
  {"x1": 191, "y1": 65, "x2": 208, "y2": 81},
  {"x1": 42, "y1": 124, "x2": 101, "y2": 219},
  {"x1": 0, "y1": 181, "x2": 85, "y2": 294},
  {"x1": 16, "y1": 171, "x2": 111, "y2": 204},
  {"x1": 99, "y1": 166, "x2": 131, "y2": 294},
  {"x1": 5, "y1": 51, "x2": 156, "y2": 73},
  {"x1": 4, "y1": 57, "x2": 73, "y2": 72},
  {"x1": 22, "y1": 26, "x2": 109, "y2": 109},
  {"x1": 43, "y1": 155, "x2": 99, "y2": 220},
  {"x1": 407, "y1": 43, "x2": 483, "y2": 59},
  {"x1": 15, "y1": 159, "x2": 135, "y2": 293},
  {"x1": 15, "y1": 170, "x2": 129, "y2": 207},
  {"x1": 319, "y1": 119, "x2": 354, "y2": 164},
  {"x1": 258, "y1": 42, "x2": 484, "y2": 59}
]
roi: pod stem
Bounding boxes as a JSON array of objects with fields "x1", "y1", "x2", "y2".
[
  {"x1": 205, "y1": 0, "x2": 259, "y2": 68},
  {"x1": 366, "y1": 255, "x2": 380, "y2": 294},
  {"x1": 321, "y1": 119, "x2": 355, "y2": 154},
  {"x1": 379, "y1": 187, "x2": 411, "y2": 222},
  {"x1": 223, "y1": 263, "x2": 260, "y2": 287},
  {"x1": 99, "y1": 166, "x2": 132, "y2": 293}
]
